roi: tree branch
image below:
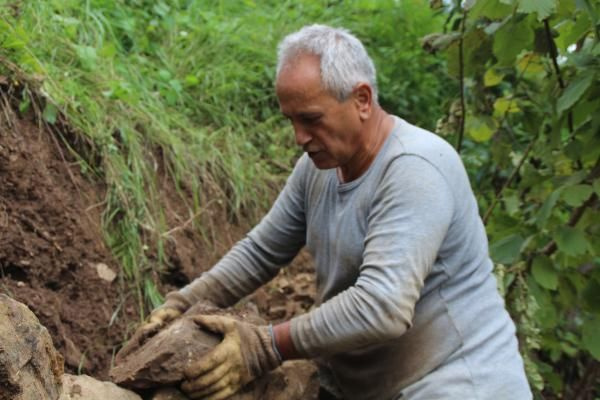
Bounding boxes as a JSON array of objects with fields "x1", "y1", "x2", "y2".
[
  {"x1": 456, "y1": 10, "x2": 467, "y2": 153},
  {"x1": 544, "y1": 18, "x2": 574, "y2": 133},
  {"x1": 483, "y1": 136, "x2": 537, "y2": 224},
  {"x1": 541, "y1": 157, "x2": 600, "y2": 256},
  {"x1": 541, "y1": 193, "x2": 597, "y2": 256}
]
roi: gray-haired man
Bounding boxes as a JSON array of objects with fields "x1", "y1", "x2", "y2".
[{"x1": 139, "y1": 24, "x2": 533, "y2": 400}]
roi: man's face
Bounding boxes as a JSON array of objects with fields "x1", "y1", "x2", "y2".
[{"x1": 276, "y1": 54, "x2": 365, "y2": 170}]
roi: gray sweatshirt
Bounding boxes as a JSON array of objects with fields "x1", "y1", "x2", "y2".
[{"x1": 183, "y1": 117, "x2": 532, "y2": 399}]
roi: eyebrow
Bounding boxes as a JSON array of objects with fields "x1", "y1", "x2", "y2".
[{"x1": 282, "y1": 111, "x2": 322, "y2": 119}]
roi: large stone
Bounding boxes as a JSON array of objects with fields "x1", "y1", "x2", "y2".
[
  {"x1": 148, "y1": 361, "x2": 318, "y2": 400},
  {"x1": 0, "y1": 294, "x2": 64, "y2": 400},
  {"x1": 110, "y1": 302, "x2": 223, "y2": 389},
  {"x1": 59, "y1": 374, "x2": 142, "y2": 400},
  {"x1": 111, "y1": 302, "x2": 319, "y2": 400}
]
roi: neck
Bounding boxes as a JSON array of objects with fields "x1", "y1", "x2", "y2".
[{"x1": 337, "y1": 108, "x2": 392, "y2": 183}]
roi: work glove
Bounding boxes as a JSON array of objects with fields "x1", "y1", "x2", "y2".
[
  {"x1": 181, "y1": 315, "x2": 282, "y2": 400},
  {"x1": 123, "y1": 273, "x2": 235, "y2": 350},
  {"x1": 115, "y1": 291, "x2": 191, "y2": 362},
  {"x1": 141, "y1": 291, "x2": 191, "y2": 334}
]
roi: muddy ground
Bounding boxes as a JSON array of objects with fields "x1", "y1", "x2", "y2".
[{"x1": 0, "y1": 95, "x2": 316, "y2": 382}]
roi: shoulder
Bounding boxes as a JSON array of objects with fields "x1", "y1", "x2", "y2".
[
  {"x1": 387, "y1": 118, "x2": 462, "y2": 170},
  {"x1": 383, "y1": 118, "x2": 470, "y2": 196}
]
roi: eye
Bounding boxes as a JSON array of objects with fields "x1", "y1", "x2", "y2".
[{"x1": 301, "y1": 114, "x2": 321, "y2": 124}]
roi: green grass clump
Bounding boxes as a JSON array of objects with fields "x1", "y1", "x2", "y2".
[{"x1": 0, "y1": 0, "x2": 449, "y2": 316}]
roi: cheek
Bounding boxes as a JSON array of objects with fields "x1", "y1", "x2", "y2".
[
  {"x1": 324, "y1": 129, "x2": 353, "y2": 155},
  {"x1": 314, "y1": 123, "x2": 344, "y2": 148}
]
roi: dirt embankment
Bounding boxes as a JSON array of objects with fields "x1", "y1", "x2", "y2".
[{"x1": 0, "y1": 104, "x2": 139, "y2": 378}]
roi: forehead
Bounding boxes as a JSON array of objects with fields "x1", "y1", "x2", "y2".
[{"x1": 275, "y1": 53, "x2": 324, "y2": 100}]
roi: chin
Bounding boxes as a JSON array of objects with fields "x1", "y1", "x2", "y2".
[
  {"x1": 312, "y1": 162, "x2": 337, "y2": 170},
  {"x1": 308, "y1": 153, "x2": 337, "y2": 169}
]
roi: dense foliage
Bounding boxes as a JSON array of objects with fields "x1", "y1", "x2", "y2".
[{"x1": 429, "y1": 0, "x2": 599, "y2": 397}]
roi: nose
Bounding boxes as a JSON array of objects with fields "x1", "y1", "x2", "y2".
[{"x1": 293, "y1": 122, "x2": 312, "y2": 147}]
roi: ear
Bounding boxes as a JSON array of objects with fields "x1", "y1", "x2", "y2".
[{"x1": 352, "y1": 83, "x2": 373, "y2": 120}]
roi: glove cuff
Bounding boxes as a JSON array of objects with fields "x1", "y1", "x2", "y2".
[
  {"x1": 179, "y1": 273, "x2": 240, "y2": 308},
  {"x1": 162, "y1": 291, "x2": 192, "y2": 313},
  {"x1": 256, "y1": 325, "x2": 283, "y2": 373},
  {"x1": 268, "y1": 324, "x2": 283, "y2": 363}
]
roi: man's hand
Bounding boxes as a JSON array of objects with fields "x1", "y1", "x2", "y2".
[
  {"x1": 181, "y1": 315, "x2": 282, "y2": 400},
  {"x1": 116, "y1": 292, "x2": 190, "y2": 363},
  {"x1": 140, "y1": 305, "x2": 182, "y2": 335},
  {"x1": 137, "y1": 291, "x2": 191, "y2": 337}
]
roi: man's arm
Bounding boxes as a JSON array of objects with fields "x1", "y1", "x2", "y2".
[{"x1": 175, "y1": 155, "x2": 309, "y2": 308}]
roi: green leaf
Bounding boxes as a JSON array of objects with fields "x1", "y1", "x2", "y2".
[
  {"x1": 169, "y1": 79, "x2": 182, "y2": 93},
  {"x1": 502, "y1": 190, "x2": 521, "y2": 216},
  {"x1": 557, "y1": 73, "x2": 595, "y2": 114},
  {"x1": 536, "y1": 188, "x2": 562, "y2": 228},
  {"x1": 446, "y1": 29, "x2": 489, "y2": 78},
  {"x1": 516, "y1": 52, "x2": 546, "y2": 76},
  {"x1": 494, "y1": 97, "x2": 520, "y2": 116},
  {"x1": 532, "y1": 255, "x2": 558, "y2": 290},
  {"x1": 582, "y1": 317, "x2": 600, "y2": 360},
  {"x1": 493, "y1": 18, "x2": 534, "y2": 66},
  {"x1": 466, "y1": 115, "x2": 497, "y2": 142},
  {"x1": 18, "y1": 97, "x2": 31, "y2": 113},
  {"x1": 561, "y1": 184, "x2": 594, "y2": 207},
  {"x1": 557, "y1": 0, "x2": 576, "y2": 17},
  {"x1": 593, "y1": 179, "x2": 600, "y2": 196},
  {"x1": 74, "y1": 45, "x2": 97, "y2": 70},
  {"x1": 484, "y1": 68, "x2": 505, "y2": 87},
  {"x1": 99, "y1": 43, "x2": 117, "y2": 59},
  {"x1": 528, "y1": 277, "x2": 558, "y2": 328},
  {"x1": 152, "y1": 2, "x2": 170, "y2": 17},
  {"x1": 556, "y1": 16, "x2": 592, "y2": 52},
  {"x1": 554, "y1": 226, "x2": 590, "y2": 256},
  {"x1": 582, "y1": 280, "x2": 600, "y2": 312},
  {"x1": 421, "y1": 32, "x2": 461, "y2": 53},
  {"x1": 517, "y1": 0, "x2": 558, "y2": 21},
  {"x1": 576, "y1": 0, "x2": 599, "y2": 23},
  {"x1": 184, "y1": 75, "x2": 199, "y2": 86},
  {"x1": 471, "y1": 0, "x2": 514, "y2": 19},
  {"x1": 42, "y1": 102, "x2": 58, "y2": 124},
  {"x1": 158, "y1": 69, "x2": 171, "y2": 81},
  {"x1": 490, "y1": 234, "x2": 524, "y2": 264}
]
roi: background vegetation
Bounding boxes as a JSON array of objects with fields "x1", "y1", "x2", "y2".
[{"x1": 1, "y1": 0, "x2": 598, "y2": 398}]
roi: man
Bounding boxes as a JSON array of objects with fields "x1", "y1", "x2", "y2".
[{"x1": 138, "y1": 24, "x2": 532, "y2": 400}]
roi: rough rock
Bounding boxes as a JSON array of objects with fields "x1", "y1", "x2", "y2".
[
  {"x1": 111, "y1": 302, "x2": 319, "y2": 400},
  {"x1": 146, "y1": 360, "x2": 319, "y2": 400},
  {"x1": 110, "y1": 302, "x2": 223, "y2": 388},
  {"x1": 59, "y1": 374, "x2": 142, "y2": 400},
  {"x1": 150, "y1": 387, "x2": 189, "y2": 400},
  {"x1": 0, "y1": 294, "x2": 64, "y2": 400}
]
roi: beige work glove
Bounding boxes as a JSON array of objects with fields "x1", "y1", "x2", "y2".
[
  {"x1": 142, "y1": 291, "x2": 191, "y2": 334},
  {"x1": 116, "y1": 292, "x2": 191, "y2": 362},
  {"x1": 130, "y1": 274, "x2": 235, "y2": 344},
  {"x1": 117, "y1": 275, "x2": 238, "y2": 363},
  {"x1": 181, "y1": 315, "x2": 282, "y2": 400}
]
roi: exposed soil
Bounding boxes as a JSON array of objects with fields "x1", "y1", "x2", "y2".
[
  {"x1": 0, "y1": 104, "x2": 138, "y2": 379},
  {"x1": 0, "y1": 90, "x2": 316, "y2": 385}
]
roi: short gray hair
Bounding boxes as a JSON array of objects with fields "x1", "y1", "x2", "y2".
[{"x1": 276, "y1": 24, "x2": 378, "y2": 102}]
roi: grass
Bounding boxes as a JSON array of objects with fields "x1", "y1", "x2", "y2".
[{"x1": 0, "y1": 0, "x2": 450, "y2": 318}]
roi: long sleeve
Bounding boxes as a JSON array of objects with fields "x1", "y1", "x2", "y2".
[{"x1": 180, "y1": 156, "x2": 309, "y2": 306}]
